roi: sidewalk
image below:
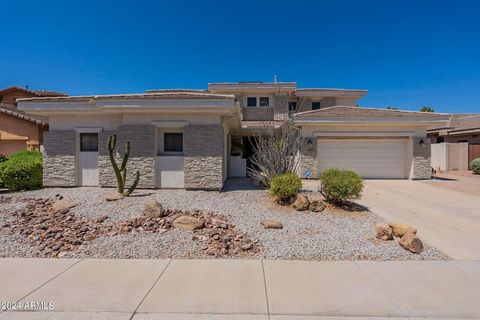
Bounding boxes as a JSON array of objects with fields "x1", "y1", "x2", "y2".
[{"x1": 1, "y1": 258, "x2": 480, "y2": 319}]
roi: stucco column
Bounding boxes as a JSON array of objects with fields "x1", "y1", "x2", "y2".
[
  {"x1": 184, "y1": 125, "x2": 224, "y2": 190},
  {"x1": 411, "y1": 137, "x2": 431, "y2": 180},
  {"x1": 300, "y1": 136, "x2": 318, "y2": 179},
  {"x1": 43, "y1": 131, "x2": 76, "y2": 187}
]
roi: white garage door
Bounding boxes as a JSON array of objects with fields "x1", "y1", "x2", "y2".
[{"x1": 317, "y1": 139, "x2": 408, "y2": 179}]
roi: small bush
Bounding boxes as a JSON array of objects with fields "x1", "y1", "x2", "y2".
[
  {"x1": 472, "y1": 158, "x2": 480, "y2": 174},
  {"x1": 0, "y1": 153, "x2": 7, "y2": 163},
  {"x1": 0, "y1": 151, "x2": 42, "y2": 191},
  {"x1": 270, "y1": 172, "x2": 302, "y2": 204},
  {"x1": 319, "y1": 168, "x2": 364, "y2": 205}
]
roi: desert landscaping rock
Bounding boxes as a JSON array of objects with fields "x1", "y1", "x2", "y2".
[
  {"x1": 261, "y1": 219, "x2": 283, "y2": 229},
  {"x1": 375, "y1": 223, "x2": 393, "y2": 240},
  {"x1": 105, "y1": 192, "x2": 125, "y2": 201},
  {"x1": 309, "y1": 199, "x2": 326, "y2": 212},
  {"x1": 292, "y1": 194, "x2": 310, "y2": 211},
  {"x1": 51, "y1": 198, "x2": 76, "y2": 214},
  {"x1": 173, "y1": 215, "x2": 204, "y2": 231},
  {"x1": 389, "y1": 222, "x2": 417, "y2": 237},
  {"x1": 399, "y1": 232, "x2": 424, "y2": 253},
  {"x1": 143, "y1": 197, "x2": 166, "y2": 219},
  {"x1": 0, "y1": 179, "x2": 448, "y2": 260}
]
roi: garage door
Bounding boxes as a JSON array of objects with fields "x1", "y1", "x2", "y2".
[{"x1": 317, "y1": 139, "x2": 407, "y2": 179}]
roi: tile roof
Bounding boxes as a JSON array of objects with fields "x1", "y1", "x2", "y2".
[
  {"x1": 0, "y1": 86, "x2": 66, "y2": 97},
  {"x1": 0, "y1": 103, "x2": 48, "y2": 126},
  {"x1": 427, "y1": 114, "x2": 480, "y2": 132},
  {"x1": 17, "y1": 91, "x2": 236, "y2": 102},
  {"x1": 294, "y1": 106, "x2": 448, "y2": 119}
]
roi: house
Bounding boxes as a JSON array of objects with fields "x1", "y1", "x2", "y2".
[
  {"x1": 0, "y1": 86, "x2": 65, "y2": 155},
  {"x1": 428, "y1": 114, "x2": 480, "y2": 171},
  {"x1": 17, "y1": 82, "x2": 448, "y2": 190}
]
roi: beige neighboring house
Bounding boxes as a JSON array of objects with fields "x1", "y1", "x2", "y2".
[
  {"x1": 428, "y1": 114, "x2": 480, "y2": 171},
  {"x1": 17, "y1": 81, "x2": 448, "y2": 190},
  {"x1": 0, "y1": 86, "x2": 65, "y2": 155}
]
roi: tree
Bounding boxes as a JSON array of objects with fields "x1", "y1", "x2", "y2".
[
  {"x1": 386, "y1": 106, "x2": 398, "y2": 110},
  {"x1": 420, "y1": 106, "x2": 435, "y2": 112},
  {"x1": 247, "y1": 119, "x2": 302, "y2": 187}
]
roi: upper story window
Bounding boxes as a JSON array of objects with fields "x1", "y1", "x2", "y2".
[
  {"x1": 312, "y1": 101, "x2": 321, "y2": 110},
  {"x1": 247, "y1": 97, "x2": 257, "y2": 107},
  {"x1": 288, "y1": 101, "x2": 297, "y2": 112},
  {"x1": 259, "y1": 97, "x2": 269, "y2": 107}
]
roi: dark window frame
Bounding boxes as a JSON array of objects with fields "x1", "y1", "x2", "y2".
[
  {"x1": 247, "y1": 97, "x2": 257, "y2": 107},
  {"x1": 164, "y1": 132, "x2": 183, "y2": 152},
  {"x1": 80, "y1": 133, "x2": 99, "y2": 152},
  {"x1": 312, "y1": 101, "x2": 321, "y2": 110},
  {"x1": 288, "y1": 101, "x2": 297, "y2": 112},
  {"x1": 259, "y1": 97, "x2": 269, "y2": 107}
]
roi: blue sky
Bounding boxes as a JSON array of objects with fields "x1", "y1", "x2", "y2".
[{"x1": 1, "y1": 0, "x2": 479, "y2": 113}]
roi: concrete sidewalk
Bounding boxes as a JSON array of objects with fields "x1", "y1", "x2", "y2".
[{"x1": 1, "y1": 259, "x2": 480, "y2": 319}]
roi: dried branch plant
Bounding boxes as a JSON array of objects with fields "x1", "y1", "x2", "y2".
[{"x1": 247, "y1": 119, "x2": 302, "y2": 187}]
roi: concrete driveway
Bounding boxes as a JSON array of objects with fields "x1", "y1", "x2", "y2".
[{"x1": 358, "y1": 180, "x2": 480, "y2": 260}]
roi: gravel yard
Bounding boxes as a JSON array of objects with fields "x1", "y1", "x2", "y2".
[{"x1": 0, "y1": 179, "x2": 449, "y2": 260}]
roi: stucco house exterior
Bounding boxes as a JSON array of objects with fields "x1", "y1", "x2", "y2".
[
  {"x1": 0, "y1": 86, "x2": 65, "y2": 155},
  {"x1": 17, "y1": 82, "x2": 448, "y2": 190}
]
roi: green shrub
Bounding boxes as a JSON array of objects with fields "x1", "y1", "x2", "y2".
[
  {"x1": 319, "y1": 168, "x2": 364, "y2": 205},
  {"x1": 472, "y1": 158, "x2": 480, "y2": 174},
  {"x1": 0, "y1": 151, "x2": 42, "y2": 191},
  {"x1": 269, "y1": 172, "x2": 302, "y2": 204}
]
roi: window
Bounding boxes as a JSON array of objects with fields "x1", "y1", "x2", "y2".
[
  {"x1": 247, "y1": 97, "x2": 257, "y2": 107},
  {"x1": 312, "y1": 101, "x2": 321, "y2": 110},
  {"x1": 288, "y1": 101, "x2": 297, "y2": 112},
  {"x1": 164, "y1": 133, "x2": 183, "y2": 152},
  {"x1": 80, "y1": 133, "x2": 98, "y2": 152},
  {"x1": 259, "y1": 97, "x2": 269, "y2": 107},
  {"x1": 437, "y1": 137, "x2": 444, "y2": 143}
]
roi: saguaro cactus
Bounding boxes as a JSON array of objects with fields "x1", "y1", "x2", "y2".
[{"x1": 107, "y1": 134, "x2": 140, "y2": 197}]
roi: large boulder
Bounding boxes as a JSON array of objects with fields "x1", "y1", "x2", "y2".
[
  {"x1": 143, "y1": 198, "x2": 166, "y2": 219},
  {"x1": 375, "y1": 223, "x2": 393, "y2": 240},
  {"x1": 399, "y1": 232, "x2": 424, "y2": 253},
  {"x1": 173, "y1": 216, "x2": 204, "y2": 231},
  {"x1": 260, "y1": 219, "x2": 283, "y2": 229},
  {"x1": 309, "y1": 199, "x2": 326, "y2": 212},
  {"x1": 51, "y1": 198, "x2": 76, "y2": 214},
  {"x1": 106, "y1": 192, "x2": 125, "y2": 201},
  {"x1": 292, "y1": 194, "x2": 310, "y2": 211},
  {"x1": 389, "y1": 222, "x2": 417, "y2": 237}
]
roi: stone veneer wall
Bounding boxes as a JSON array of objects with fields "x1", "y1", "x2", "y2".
[
  {"x1": 412, "y1": 137, "x2": 431, "y2": 180},
  {"x1": 98, "y1": 125, "x2": 156, "y2": 188},
  {"x1": 184, "y1": 125, "x2": 224, "y2": 190},
  {"x1": 300, "y1": 137, "x2": 318, "y2": 179},
  {"x1": 43, "y1": 131, "x2": 76, "y2": 187}
]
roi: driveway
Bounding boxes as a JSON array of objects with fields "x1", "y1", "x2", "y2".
[{"x1": 358, "y1": 180, "x2": 480, "y2": 260}]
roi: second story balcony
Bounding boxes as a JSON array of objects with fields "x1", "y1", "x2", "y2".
[{"x1": 241, "y1": 107, "x2": 274, "y2": 121}]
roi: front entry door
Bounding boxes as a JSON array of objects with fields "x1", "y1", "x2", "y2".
[{"x1": 79, "y1": 132, "x2": 99, "y2": 186}]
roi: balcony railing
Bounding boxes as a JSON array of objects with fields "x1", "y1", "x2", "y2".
[{"x1": 242, "y1": 107, "x2": 274, "y2": 121}]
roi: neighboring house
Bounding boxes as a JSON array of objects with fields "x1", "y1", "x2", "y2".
[
  {"x1": 0, "y1": 86, "x2": 65, "y2": 155},
  {"x1": 428, "y1": 114, "x2": 480, "y2": 170},
  {"x1": 17, "y1": 82, "x2": 448, "y2": 190}
]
